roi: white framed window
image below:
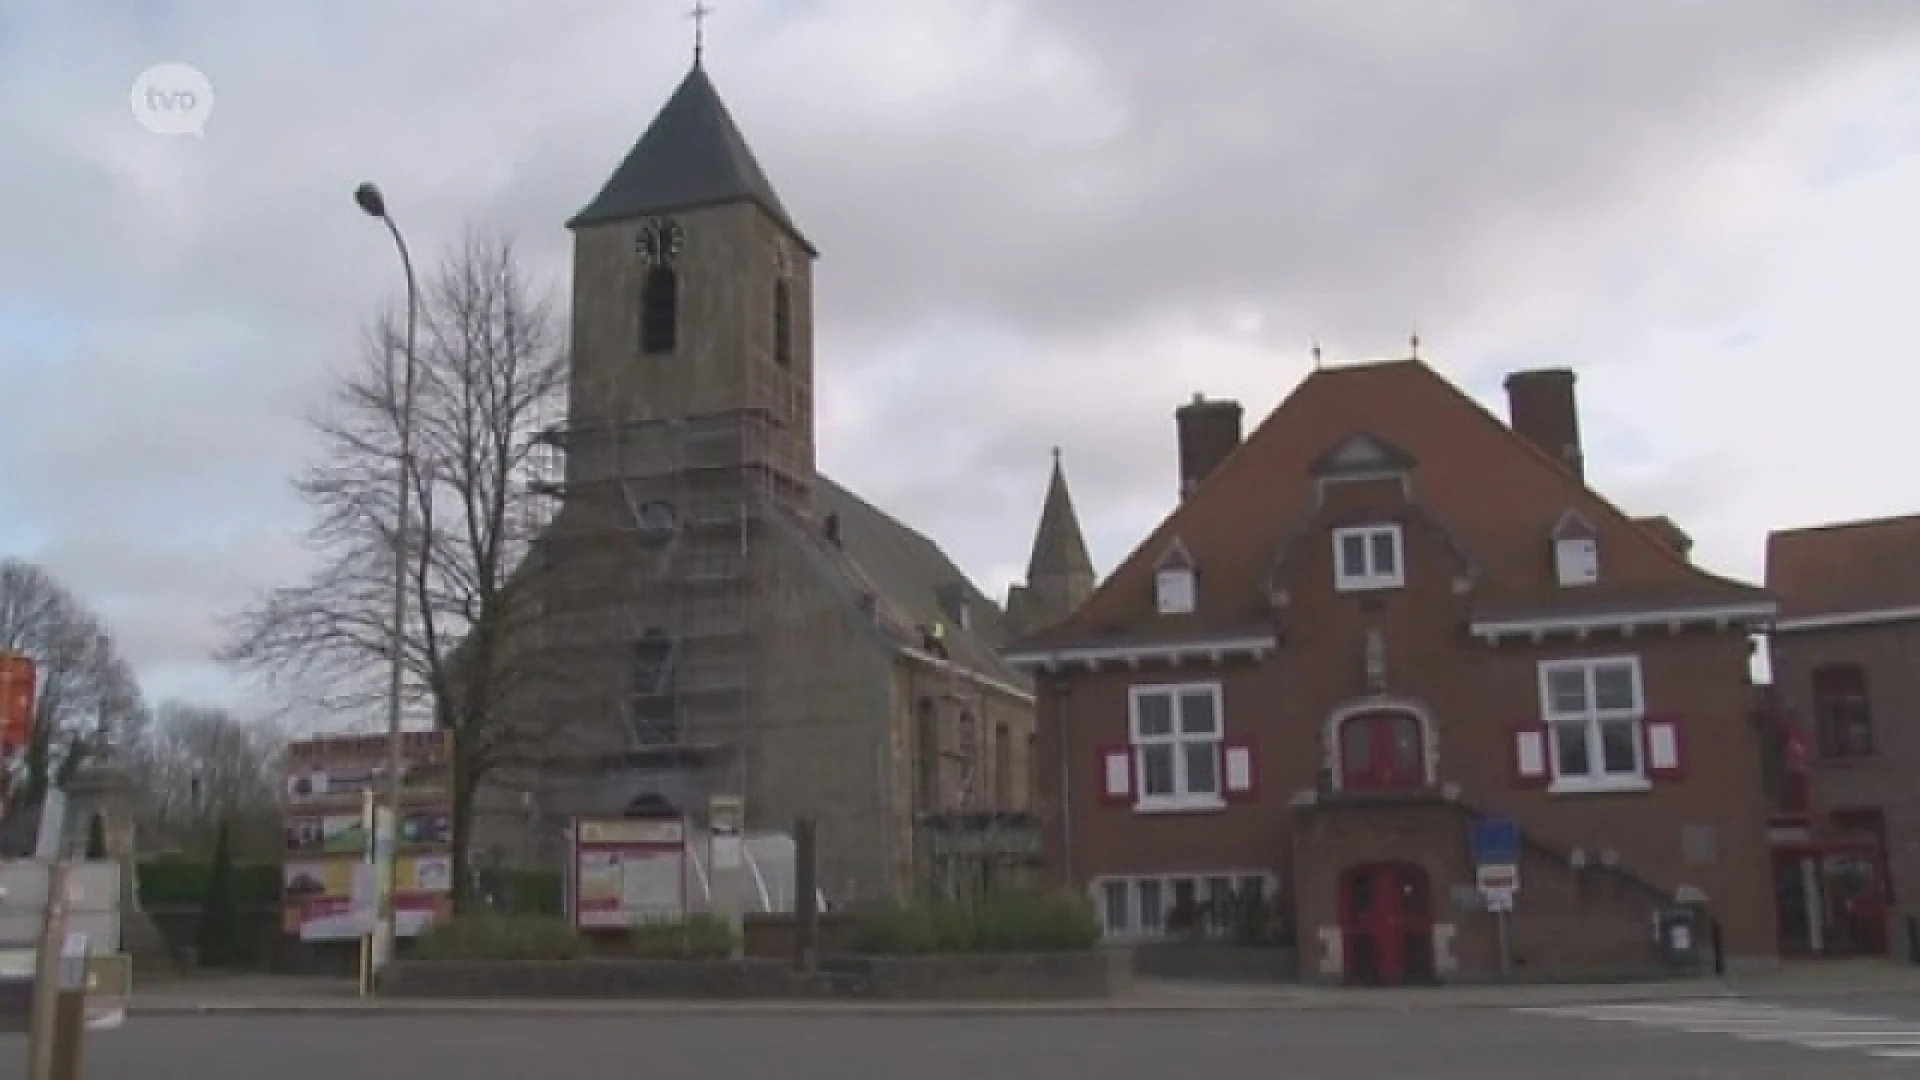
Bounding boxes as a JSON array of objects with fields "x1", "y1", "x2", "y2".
[
  {"x1": 1332, "y1": 524, "x2": 1404, "y2": 592},
  {"x1": 1155, "y1": 568, "x2": 1196, "y2": 614},
  {"x1": 1091, "y1": 872, "x2": 1278, "y2": 941},
  {"x1": 1129, "y1": 683, "x2": 1223, "y2": 809},
  {"x1": 1539, "y1": 656, "x2": 1648, "y2": 792}
]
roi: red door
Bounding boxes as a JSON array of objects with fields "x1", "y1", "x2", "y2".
[
  {"x1": 1341, "y1": 862, "x2": 1435, "y2": 986},
  {"x1": 1340, "y1": 712, "x2": 1425, "y2": 791}
]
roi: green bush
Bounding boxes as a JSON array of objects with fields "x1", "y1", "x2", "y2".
[
  {"x1": 469, "y1": 869, "x2": 565, "y2": 916},
  {"x1": 138, "y1": 859, "x2": 280, "y2": 909},
  {"x1": 411, "y1": 913, "x2": 585, "y2": 961},
  {"x1": 851, "y1": 892, "x2": 1099, "y2": 956},
  {"x1": 628, "y1": 914, "x2": 738, "y2": 959},
  {"x1": 195, "y1": 821, "x2": 239, "y2": 967}
]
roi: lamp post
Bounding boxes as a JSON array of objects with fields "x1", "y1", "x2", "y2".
[{"x1": 354, "y1": 180, "x2": 418, "y2": 977}]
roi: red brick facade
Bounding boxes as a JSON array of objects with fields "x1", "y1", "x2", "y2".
[
  {"x1": 1764, "y1": 516, "x2": 1920, "y2": 960},
  {"x1": 1008, "y1": 359, "x2": 1780, "y2": 985}
]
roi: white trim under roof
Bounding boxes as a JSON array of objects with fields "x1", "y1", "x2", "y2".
[
  {"x1": 898, "y1": 646, "x2": 1035, "y2": 704},
  {"x1": 1001, "y1": 633, "x2": 1278, "y2": 673},
  {"x1": 1470, "y1": 601, "x2": 1777, "y2": 643},
  {"x1": 1772, "y1": 606, "x2": 1920, "y2": 634}
]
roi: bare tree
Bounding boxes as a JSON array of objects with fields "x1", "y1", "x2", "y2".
[
  {"x1": 0, "y1": 559, "x2": 144, "y2": 818},
  {"x1": 221, "y1": 226, "x2": 566, "y2": 901},
  {"x1": 123, "y1": 701, "x2": 287, "y2": 859}
]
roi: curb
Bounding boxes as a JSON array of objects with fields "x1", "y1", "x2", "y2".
[
  {"x1": 123, "y1": 989, "x2": 1753, "y2": 1020},
  {"x1": 126, "y1": 1000, "x2": 1281, "y2": 1020}
]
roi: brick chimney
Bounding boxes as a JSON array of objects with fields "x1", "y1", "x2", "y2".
[
  {"x1": 1503, "y1": 369, "x2": 1584, "y2": 480},
  {"x1": 1176, "y1": 393, "x2": 1243, "y2": 498}
]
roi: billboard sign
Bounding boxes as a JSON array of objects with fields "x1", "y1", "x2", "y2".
[
  {"x1": 570, "y1": 817, "x2": 687, "y2": 930},
  {"x1": 280, "y1": 731, "x2": 456, "y2": 941}
]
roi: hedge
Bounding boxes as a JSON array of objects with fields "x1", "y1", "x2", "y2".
[
  {"x1": 410, "y1": 912, "x2": 739, "y2": 961},
  {"x1": 134, "y1": 860, "x2": 566, "y2": 915},
  {"x1": 850, "y1": 892, "x2": 1100, "y2": 955},
  {"x1": 138, "y1": 858, "x2": 281, "y2": 909}
]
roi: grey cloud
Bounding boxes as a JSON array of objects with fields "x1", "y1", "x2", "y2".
[{"x1": 2, "y1": 0, "x2": 1916, "y2": 698}]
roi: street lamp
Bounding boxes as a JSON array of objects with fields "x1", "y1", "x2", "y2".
[{"x1": 355, "y1": 180, "x2": 418, "y2": 978}]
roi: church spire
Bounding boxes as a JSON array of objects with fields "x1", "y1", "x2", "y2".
[
  {"x1": 1007, "y1": 448, "x2": 1095, "y2": 637},
  {"x1": 567, "y1": 59, "x2": 812, "y2": 252},
  {"x1": 1026, "y1": 447, "x2": 1094, "y2": 582}
]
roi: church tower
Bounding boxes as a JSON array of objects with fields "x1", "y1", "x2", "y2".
[
  {"x1": 563, "y1": 57, "x2": 818, "y2": 515},
  {"x1": 1006, "y1": 450, "x2": 1096, "y2": 636}
]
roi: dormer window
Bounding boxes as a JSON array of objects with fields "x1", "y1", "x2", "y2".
[
  {"x1": 1155, "y1": 568, "x2": 1195, "y2": 614},
  {"x1": 1332, "y1": 524, "x2": 1403, "y2": 592},
  {"x1": 1552, "y1": 510, "x2": 1600, "y2": 588},
  {"x1": 1154, "y1": 540, "x2": 1197, "y2": 615}
]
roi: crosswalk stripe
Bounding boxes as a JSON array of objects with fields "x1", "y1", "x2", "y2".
[{"x1": 1516, "y1": 998, "x2": 1920, "y2": 1061}]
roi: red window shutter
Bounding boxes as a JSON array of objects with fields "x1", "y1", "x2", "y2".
[
  {"x1": 1098, "y1": 744, "x2": 1134, "y2": 806},
  {"x1": 1510, "y1": 723, "x2": 1550, "y2": 788},
  {"x1": 1223, "y1": 738, "x2": 1256, "y2": 802},
  {"x1": 1645, "y1": 715, "x2": 1685, "y2": 781}
]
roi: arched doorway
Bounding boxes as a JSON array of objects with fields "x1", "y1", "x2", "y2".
[
  {"x1": 1338, "y1": 711, "x2": 1425, "y2": 791},
  {"x1": 1339, "y1": 862, "x2": 1436, "y2": 986}
]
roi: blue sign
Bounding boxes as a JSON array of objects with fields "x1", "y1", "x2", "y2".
[{"x1": 1470, "y1": 818, "x2": 1520, "y2": 867}]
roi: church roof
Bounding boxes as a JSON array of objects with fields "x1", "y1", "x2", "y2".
[
  {"x1": 568, "y1": 63, "x2": 812, "y2": 251},
  {"x1": 1025, "y1": 452, "x2": 1094, "y2": 582},
  {"x1": 800, "y1": 476, "x2": 1027, "y2": 690}
]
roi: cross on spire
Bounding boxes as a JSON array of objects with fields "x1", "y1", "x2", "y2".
[{"x1": 689, "y1": 2, "x2": 715, "y2": 66}]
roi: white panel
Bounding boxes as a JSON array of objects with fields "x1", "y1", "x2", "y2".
[
  {"x1": 1224, "y1": 745, "x2": 1253, "y2": 792},
  {"x1": 1156, "y1": 570, "x2": 1195, "y2": 614},
  {"x1": 1649, "y1": 722, "x2": 1680, "y2": 772},
  {"x1": 1555, "y1": 537, "x2": 1600, "y2": 586},
  {"x1": 1104, "y1": 749, "x2": 1133, "y2": 798},
  {"x1": 1516, "y1": 729, "x2": 1547, "y2": 778}
]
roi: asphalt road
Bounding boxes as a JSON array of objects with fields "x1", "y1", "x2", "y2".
[{"x1": 8, "y1": 1002, "x2": 1920, "y2": 1080}]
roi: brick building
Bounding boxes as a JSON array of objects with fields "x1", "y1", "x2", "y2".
[
  {"x1": 1762, "y1": 514, "x2": 1920, "y2": 959},
  {"x1": 1005, "y1": 357, "x2": 1781, "y2": 985}
]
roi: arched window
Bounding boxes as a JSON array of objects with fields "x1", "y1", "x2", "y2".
[
  {"x1": 773, "y1": 279, "x2": 793, "y2": 367},
  {"x1": 994, "y1": 721, "x2": 1012, "y2": 807},
  {"x1": 1338, "y1": 711, "x2": 1424, "y2": 791},
  {"x1": 627, "y1": 630, "x2": 677, "y2": 745},
  {"x1": 1813, "y1": 664, "x2": 1874, "y2": 759},
  {"x1": 640, "y1": 266, "x2": 678, "y2": 354},
  {"x1": 916, "y1": 698, "x2": 940, "y2": 810}
]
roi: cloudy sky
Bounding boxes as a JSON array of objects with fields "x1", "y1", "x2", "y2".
[{"x1": 3, "y1": 0, "x2": 1919, "y2": 709}]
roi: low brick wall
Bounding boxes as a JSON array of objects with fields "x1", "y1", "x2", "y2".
[
  {"x1": 741, "y1": 912, "x2": 864, "y2": 959},
  {"x1": 381, "y1": 958, "x2": 855, "y2": 999},
  {"x1": 841, "y1": 949, "x2": 1129, "y2": 1000},
  {"x1": 1131, "y1": 943, "x2": 1299, "y2": 983},
  {"x1": 380, "y1": 949, "x2": 1125, "y2": 1001}
]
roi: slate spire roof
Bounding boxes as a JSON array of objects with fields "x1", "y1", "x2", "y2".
[
  {"x1": 1026, "y1": 449, "x2": 1095, "y2": 582},
  {"x1": 568, "y1": 63, "x2": 812, "y2": 250}
]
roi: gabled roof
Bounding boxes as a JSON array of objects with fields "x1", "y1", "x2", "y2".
[
  {"x1": 1767, "y1": 514, "x2": 1920, "y2": 620},
  {"x1": 1309, "y1": 431, "x2": 1416, "y2": 478},
  {"x1": 568, "y1": 64, "x2": 813, "y2": 251},
  {"x1": 1012, "y1": 358, "x2": 1767, "y2": 650}
]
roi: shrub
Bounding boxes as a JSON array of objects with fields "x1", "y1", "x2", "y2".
[
  {"x1": 411, "y1": 913, "x2": 584, "y2": 961},
  {"x1": 628, "y1": 914, "x2": 738, "y2": 959},
  {"x1": 851, "y1": 892, "x2": 1099, "y2": 955},
  {"x1": 138, "y1": 858, "x2": 279, "y2": 909},
  {"x1": 195, "y1": 821, "x2": 239, "y2": 967}
]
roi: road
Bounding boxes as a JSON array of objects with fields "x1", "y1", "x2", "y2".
[{"x1": 9, "y1": 998, "x2": 1920, "y2": 1079}]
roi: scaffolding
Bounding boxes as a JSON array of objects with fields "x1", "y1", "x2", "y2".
[{"x1": 525, "y1": 401, "x2": 787, "y2": 846}]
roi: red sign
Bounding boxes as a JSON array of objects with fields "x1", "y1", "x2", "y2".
[{"x1": 0, "y1": 654, "x2": 35, "y2": 752}]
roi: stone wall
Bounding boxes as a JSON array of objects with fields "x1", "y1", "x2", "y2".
[
  {"x1": 380, "y1": 950, "x2": 1125, "y2": 1001},
  {"x1": 1129, "y1": 943, "x2": 1298, "y2": 983},
  {"x1": 740, "y1": 912, "x2": 862, "y2": 959}
]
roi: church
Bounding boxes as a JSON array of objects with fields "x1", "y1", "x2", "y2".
[{"x1": 477, "y1": 52, "x2": 1096, "y2": 905}]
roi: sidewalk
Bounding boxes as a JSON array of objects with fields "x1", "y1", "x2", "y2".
[{"x1": 122, "y1": 960, "x2": 1920, "y2": 1019}]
